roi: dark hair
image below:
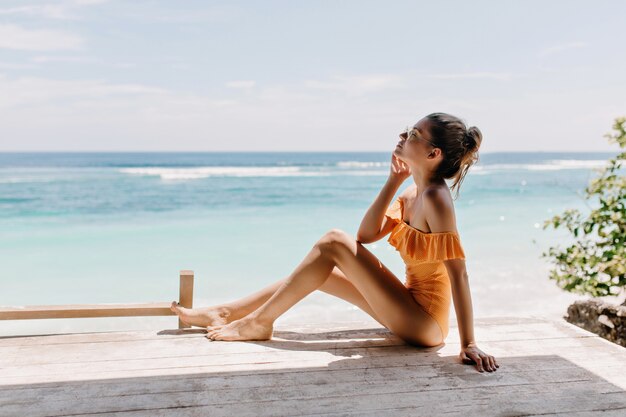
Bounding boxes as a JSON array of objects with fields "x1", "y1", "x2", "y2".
[{"x1": 425, "y1": 112, "x2": 483, "y2": 198}]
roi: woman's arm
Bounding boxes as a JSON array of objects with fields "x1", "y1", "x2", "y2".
[
  {"x1": 356, "y1": 154, "x2": 411, "y2": 243},
  {"x1": 356, "y1": 176, "x2": 403, "y2": 243},
  {"x1": 445, "y1": 260, "x2": 498, "y2": 372},
  {"x1": 423, "y1": 187, "x2": 499, "y2": 373},
  {"x1": 445, "y1": 259, "x2": 476, "y2": 347}
]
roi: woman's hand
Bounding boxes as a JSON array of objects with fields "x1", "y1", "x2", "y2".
[
  {"x1": 389, "y1": 154, "x2": 411, "y2": 182},
  {"x1": 460, "y1": 343, "x2": 499, "y2": 373}
]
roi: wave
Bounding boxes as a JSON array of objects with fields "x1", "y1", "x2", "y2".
[
  {"x1": 4, "y1": 159, "x2": 610, "y2": 183},
  {"x1": 474, "y1": 159, "x2": 608, "y2": 172},
  {"x1": 546, "y1": 159, "x2": 608, "y2": 169},
  {"x1": 336, "y1": 159, "x2": 608, "y2": 172},
  {"x1": 119, "y1": 166, "x2": 305, "y2": 180},
  {"x1": 0, "y1": 177, "x2": 56, "y2": 184},
  {"x1": 336, "y1": 161, "x2": 388, "y2": 168},
  {"x1": 118, "y1": 166, "x2": 390, "y2": 180}
]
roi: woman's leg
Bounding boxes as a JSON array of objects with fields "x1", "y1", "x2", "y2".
[
  {"x1": 171, "y1": 267, "x2": 385, "y2": 328},
  {"x1": 206, "y1": 229, "x2": 443, "y2": 347}
]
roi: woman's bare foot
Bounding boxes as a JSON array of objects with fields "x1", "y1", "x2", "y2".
[
  {"x1": 205, "y1": 315, "x2": 273, "y2": 341},
  {"x1": 170, "y1": 301, "x2": 232, "y2": 328}
]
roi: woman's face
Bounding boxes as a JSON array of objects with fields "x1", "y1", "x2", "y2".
[{"x1": 393, "y1": 118, "x2": 437, "y2": 165}]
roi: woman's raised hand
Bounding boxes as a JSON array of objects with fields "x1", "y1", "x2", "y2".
[{"x1": 389, "y1": 154, "x2": 411, "y2": 182}]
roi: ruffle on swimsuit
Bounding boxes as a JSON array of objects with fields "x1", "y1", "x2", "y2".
[
  {"x1": 384, "y1": 196, "x2": 466, "y2": 340},
  {"x1": 385, "y1": 197, "x2": 465, "y2": 263}
]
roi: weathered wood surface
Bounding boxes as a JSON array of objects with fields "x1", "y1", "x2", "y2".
[{"x1": 0, "y1": 317, "x2": 624, "y2": 417}]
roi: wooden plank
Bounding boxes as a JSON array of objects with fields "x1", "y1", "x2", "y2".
[
  {"x1": 130, "y1": 390, "x2": 626, "y2": 417},
  {"x1": 3, "y1": 347, "x2": 616, "y2": 393},
  {"x1": 1, "y1": 327, "x2": 620, "y2": 370},
  {"x1": 523, "y1": 411, "x2": 626, "y2": 417},
  {"x1": 1, "y1": 331, "x2": 623, "y2": 372},
  {"x1": 1, "y1": 319, "x2": 621, "y2": 368},
  {"x1": 0, "y1": 328, "x2": 206, "y2": 347},
  {"x1": 0, "y1": 357, "x2": 619, "y2": 404},
  {"x1": 0, "y1": 360, "x2": 620, "y2": 407},
  {"x1": 1, "y1": 378, "x2": 624, "y2": 417},
  {"x1": 0, "y1": 317, "x2": 597, "y2": 350},
  {"x1": 1, "y1": 324, "x2": 624, "y2": 387},
  {"x1": 2, "y1": 340, "x2": 625, "y2": 388},
  {"x1": 0, "y1": 303, "x2": 176, "y2": 320},
  {"x1": 7, "y1": 351, "x2": 620, "y2": 402},
  {"x1": 316, "y1": 409, "x2": 626, "y2": 417},
  {"x1": 0, "y1": 315, "x2": 580, "y2": 342}
]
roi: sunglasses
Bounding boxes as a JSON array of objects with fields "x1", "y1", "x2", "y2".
[{"x1": 401, "y1": 126, "x2": 438, "y2": 147}]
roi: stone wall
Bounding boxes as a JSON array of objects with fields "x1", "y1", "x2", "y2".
[{"x1": 565, "y1": 299, "x2": 626, "y2": 347}]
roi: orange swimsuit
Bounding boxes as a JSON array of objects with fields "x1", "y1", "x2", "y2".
[{"x1": 384, "y1": 197, "x2": 466, "y2": 340}]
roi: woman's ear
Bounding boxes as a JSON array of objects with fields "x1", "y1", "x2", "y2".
[{"x1": 428, "y1": 148, "x2": 442, "y2": 159}]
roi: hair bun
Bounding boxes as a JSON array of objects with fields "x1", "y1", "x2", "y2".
[{"x1": 465, "y1": 126, "x2": 482, "y2": 153}]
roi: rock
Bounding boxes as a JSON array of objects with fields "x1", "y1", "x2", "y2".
[{"x1": 565, "y1": 299, "x2": 626, "y2": 347}]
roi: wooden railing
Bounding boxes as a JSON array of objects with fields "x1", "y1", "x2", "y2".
[{"x1": 0, "y1": 270, "x2": 194, "y2": 329}]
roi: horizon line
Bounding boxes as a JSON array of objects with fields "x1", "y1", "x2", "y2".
[{"x1": 0, "y1": 150, "x2": 619, "y2": 154}]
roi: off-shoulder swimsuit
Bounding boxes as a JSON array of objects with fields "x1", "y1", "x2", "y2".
[{"x1": 384, "y1": 197, "x2": 466, "y2": 340}]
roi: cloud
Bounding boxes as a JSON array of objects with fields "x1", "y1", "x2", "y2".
[
  {"x1": 0, "y1": 0, "x2": 109, "y2": 20},
  {"x1": 304, "y1": 74, "x2": 405, "y2": 94},
  {"x1": 0, "y1": 61, "x2": 38, "y2": 70},
  {"x1": 115, "y1": 3, "x2": 242, "y2": 23},
  {"x1": 539, "y1": 41, "x2": 589, "y2": 58},
  {"x1": 31, "y1": 55, "x2": 96, "y2": 63},
  {"x1": 0, "y1": 72, "x2": 409, "y2": 150},
  {"x1": 226, "y1": 80, "x2": 256, "y2": 89},
  {"x1": 0, "y1": 24, "x2": 84, "y2": 51},
  {"x1": 11, "y1": 55, "x2": 135, "y2": 69},
  {"x1": 0, "y1": 75, "x2": 167, "y2": 108},
  {"x1": 0, "y1": 71, "x2": 620, "y2": 152},
  {"x1": 0, "y1": 4, "x2": 73, "y2": 19},
  {"x1": 426, "y1": 72, "x2": 514, "y2": 81}
]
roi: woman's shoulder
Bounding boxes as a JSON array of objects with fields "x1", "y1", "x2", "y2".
[
  {"x1": 423, "y1": 183, "x2": 453, "y2": 207},
  {"x1": 422, "y1": 184, "x2": 458, "y2": 233}
]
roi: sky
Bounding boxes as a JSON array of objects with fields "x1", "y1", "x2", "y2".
[{"x1": 0, "y1": 0, "x2": 625, "y2": 152}]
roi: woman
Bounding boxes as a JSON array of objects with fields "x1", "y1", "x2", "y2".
[{"x1": 171, "y1": 112, "x2": 499, "y2": 373}]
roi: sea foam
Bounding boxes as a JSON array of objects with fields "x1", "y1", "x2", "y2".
[
  {"x1": 473, "y1": 159, "x2": 608, "y2": 173},
  {"x1": 118, "y1": 166, "x2": 388, "y2": 180},
  {"x1": 119, "y1": 166, "x2": 305, "y2": 180}
]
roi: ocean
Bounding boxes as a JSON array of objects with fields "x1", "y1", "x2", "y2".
[{"x1": 0, "y1": 151, "x2": 620, "y2": 336}]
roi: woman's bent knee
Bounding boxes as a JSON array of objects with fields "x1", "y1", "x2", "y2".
[{"x1": 316, "y1": 228, "x2": 353, "y2": 253}]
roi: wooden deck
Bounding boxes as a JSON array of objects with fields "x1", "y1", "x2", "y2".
[{"x1": 1, "y1": 317, "x2": 625, "y2": 417}]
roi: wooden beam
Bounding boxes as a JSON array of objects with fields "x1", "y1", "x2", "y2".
[
  {"x1": 0, "y1": 303, "x2": 175, "y2": 320},
  {"x1": 0, "y1": 270, "x2": 195, "y2": 326},
  {"x1": 178, "y1": 270, "x2": 194, "y2": 329}
]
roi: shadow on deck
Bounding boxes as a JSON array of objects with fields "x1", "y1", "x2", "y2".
[{"x1": 1, "y1": 317, "x2": 625, "y2": 416}]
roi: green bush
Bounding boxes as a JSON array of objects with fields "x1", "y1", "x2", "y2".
[{"x1": 543, "y1": 117, "x2": 626, "y2": 297}]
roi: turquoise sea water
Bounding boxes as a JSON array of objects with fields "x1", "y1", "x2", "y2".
[{"x1": 0, "y1": 152, "x2": 621, "y2": 336}]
